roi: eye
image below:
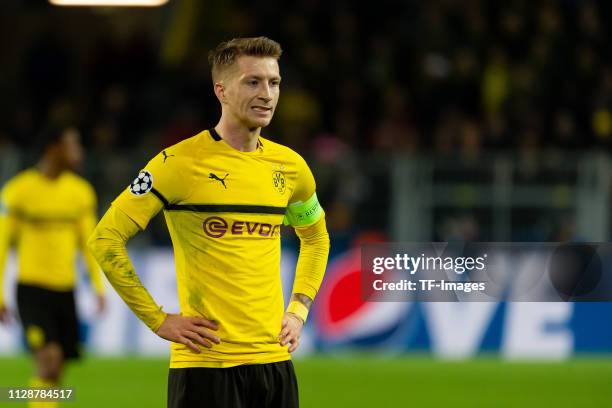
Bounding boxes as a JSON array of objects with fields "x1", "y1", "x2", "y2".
[
  {"x1": 248, "y1": 79, "x2": 258, "y2": 86},
  {"x1": 271, "y1": 80, "x2": 280, "y2": 87}
]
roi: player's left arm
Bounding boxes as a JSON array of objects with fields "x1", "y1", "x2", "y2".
[
  {"x1": 279, "y1": 156, "x2": 330, "y2": 352},
  {"x1": 78, "y1": 183, "x2": 106, "y2": 313},
  {"x1": 0, "y1": 182, "x2": 19, "y2": 323}
]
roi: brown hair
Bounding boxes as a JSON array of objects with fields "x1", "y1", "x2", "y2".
[{"x1": 208, "y1": 36, "x2": 282, "y2": 82}]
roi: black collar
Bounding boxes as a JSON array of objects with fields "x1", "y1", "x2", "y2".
[
  {"x1": 208, "y1": 128, "x2": 264, "y2": 150},
  {"x1": 209, "y1": 128, "x2": 222, "y2": 141}
]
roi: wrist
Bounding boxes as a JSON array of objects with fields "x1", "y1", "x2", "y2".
[
  {"x1": 286, "y1": 300, "x2": 309, "y2": 323},
  {"x1": 151, "y1": 311, "x2": 168, "y2": 333}
]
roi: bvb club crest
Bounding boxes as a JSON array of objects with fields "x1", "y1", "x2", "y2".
[{"x1": 272, "y1": 170, "x2": 286, "y2": 194}]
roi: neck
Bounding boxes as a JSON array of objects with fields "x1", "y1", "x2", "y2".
[
  {"x1": 38, "y1": 157, "x2": 64, "y2": 179},
  {"x1": 215, "y1": 117, "x2": 260, "y2": 152}
]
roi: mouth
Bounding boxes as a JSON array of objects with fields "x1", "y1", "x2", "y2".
[{"x1": 251, "y1": 106, "x2": 272, "y2": 113}]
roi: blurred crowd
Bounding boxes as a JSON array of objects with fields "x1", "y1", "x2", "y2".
[
  {"x1": 246, "y1": 0, "x2": 612, "y2": 154},
  {"x1": 0, "y1": 0, "x2": 610, "y2": 245},
  {"x1": 2, "y1": 1, "x2": 611, "y2": 150}
]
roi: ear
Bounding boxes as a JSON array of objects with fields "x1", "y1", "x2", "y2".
[{"x1": 214, "y1": 82, "x2": 226, "y2": 104}]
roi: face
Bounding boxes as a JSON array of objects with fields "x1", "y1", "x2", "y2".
[
  {"x1": 58, "y1": 128, "x2": 84, "y2": 170},
  {"x1": 216, "y1": 56, "x2": 281, "y2": 129}
]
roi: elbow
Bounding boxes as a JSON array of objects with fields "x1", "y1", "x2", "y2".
[
  {"x1": 302, "y1": 231, "x2": 330, "y2": 258},
  {"x1": 297, "y1": 223, "x2": 331, "y2": 252},
  {"x1": 87, "y1": 225, "x2": 105, "y2": 258},
  {"x1": 323, "y1": 229, "x2": 330, "y2": 249},
  {"x1": 318, "y1": 231, "x2": 331, "y2": 253},
  {"x1": 312, "y1": 224, "x2": 331, "y2": 249}
]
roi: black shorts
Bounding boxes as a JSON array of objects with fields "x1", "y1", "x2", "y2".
[
  {"x1": 168, "y1": 360, "x2": 299, "y2": 408},
  {"x1": 16, "y1": 283, "x2": 81, "y2": 360}
]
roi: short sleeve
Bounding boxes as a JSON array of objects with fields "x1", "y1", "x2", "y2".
[{"x1": 112, "y1": 149, "x2": 185, "y2": 230}]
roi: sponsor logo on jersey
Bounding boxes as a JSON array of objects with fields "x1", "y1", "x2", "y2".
[
  {"x1": 162, "y1": 150, "x2": 175, "y2": 163},
  {"x1": 209, "y1": 172, "x2": 229, "y2": 189},
  {"x1": 203, "y1": 216, "x2": 281, "y2": 238},
  {"x1": 130, "y1": 170, "x2": 154, "y2": 196}
]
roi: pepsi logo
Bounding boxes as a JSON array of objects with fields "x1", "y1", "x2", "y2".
[{"x1": 314, "y1": 248, "x2": 411, "y2": 342}]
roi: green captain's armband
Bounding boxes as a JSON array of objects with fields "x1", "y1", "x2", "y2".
[{"x1": 283, "y1": 193, "x2": 323, "y2": 227}]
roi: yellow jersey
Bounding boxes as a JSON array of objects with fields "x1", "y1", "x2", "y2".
[
  {"x1": 112, "y1": 129, "x2": 322, "y2": 367},
  {"x1": 0, "y1": 169, "x2": 104, "y2": 303}
]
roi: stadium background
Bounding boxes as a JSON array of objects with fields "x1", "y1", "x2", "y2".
[{"x1": 1, "y1": 0, "x2": 612, "y2": 406}]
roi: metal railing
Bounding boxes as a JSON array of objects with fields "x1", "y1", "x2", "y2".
[
  {"x1": 1, "y1": 146, "x2": 610, "y2": 243},
  {"x1": 391, "y1": 152, "x2": 611, "y2": 242}
]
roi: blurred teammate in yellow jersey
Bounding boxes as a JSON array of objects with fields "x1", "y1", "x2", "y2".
[
  {"x1": 0, "y1": 124, "x2": 106, "y2": 408},
  {"x1": 89, "y1": 37, "x2": 330, "y2": 407}
]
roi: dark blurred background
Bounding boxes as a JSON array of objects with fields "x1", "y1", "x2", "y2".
[{"x1": 0, "y1": 0, "x2": 610, "y2": 249}]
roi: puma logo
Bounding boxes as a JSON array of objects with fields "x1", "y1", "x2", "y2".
[
  {"x1": 209, "y1": 172, "x2": 229, "y2": 189},
  {"x1": 162, "y1": 150, "x2": 175, "y2": 163}
]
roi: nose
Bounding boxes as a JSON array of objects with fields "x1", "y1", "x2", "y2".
[{"x1": 258, "y1": 83, "x2": 272, "y2": 102}]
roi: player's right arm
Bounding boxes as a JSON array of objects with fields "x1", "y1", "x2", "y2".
[
  {"x1": 88, "y1": 151, "x2": 220, "y2": 352},
  {"x1": 88, "y1": 206, "x2": 165, "y2": 330}
]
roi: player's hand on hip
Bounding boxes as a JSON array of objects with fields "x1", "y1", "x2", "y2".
[
  {"x1": 279, "y1": 312, "x2": 304, "y2": 353},
  {"x1": 156, "y1": 314, "x2": 221, "y2": 353}
]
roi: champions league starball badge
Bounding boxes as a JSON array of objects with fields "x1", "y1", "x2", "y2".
[{"x1": 130, "y1": 170, "x2": 154, "y2": 196}]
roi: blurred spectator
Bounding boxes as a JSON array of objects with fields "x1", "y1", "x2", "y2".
[{"x1": 371, "y1": 86, "x2": 420, "y2": 154}]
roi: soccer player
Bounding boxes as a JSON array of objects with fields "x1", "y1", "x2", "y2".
[
  {"x1": 0, "y1": 124, "x2": 106, "y2": 408},
  {"x1": 88, "y1": 37, "x2": 330, "y2": 407}
]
